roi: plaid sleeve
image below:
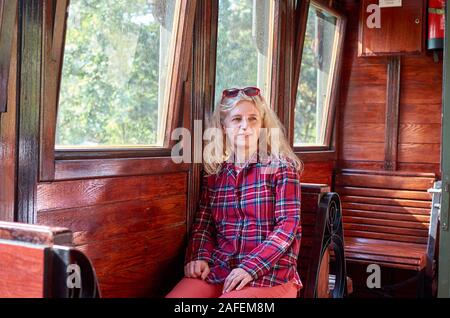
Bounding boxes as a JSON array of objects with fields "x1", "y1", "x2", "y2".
[
  {"x1": 184, "y1": 175, "x2": 216, "y2": 265},
  {"x1": 238, "y1": 163, "x2": 301, "y2": 279}
]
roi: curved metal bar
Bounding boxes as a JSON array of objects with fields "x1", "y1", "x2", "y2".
[{"x1": 309, "y1": 192, "x2": 347, "y2": 298}]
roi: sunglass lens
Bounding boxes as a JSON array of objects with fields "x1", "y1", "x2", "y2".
[
  {"x1": 223, "y1": 88, "x2": 240, "y2": 98},
  {"x1": 243, "y1": 87, "x2": 260, "y2": 96}
]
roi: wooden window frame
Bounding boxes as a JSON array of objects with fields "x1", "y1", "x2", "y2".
[
  {"x1": 40, "y1": 0, "x2": 198, "y2": 181},
  {"x1": 0, "y1": 0, "x2": 18, "y2": 113},
  {"x1": 292, "y1": 0, "x2": 346, "y2": 156}
]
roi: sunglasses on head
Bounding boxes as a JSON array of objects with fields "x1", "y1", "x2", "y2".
[{"x1": 221, "y1": 86, "x2": 261, "y2": 99}]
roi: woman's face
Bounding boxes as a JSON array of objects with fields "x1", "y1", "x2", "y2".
[{"x1": 222, "y1": 100, "x2": 262, "y2": 154}]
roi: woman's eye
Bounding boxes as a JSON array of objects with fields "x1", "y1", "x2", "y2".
[{"x1": 232, "y1": 118, "x2": 241, "y2": 122}]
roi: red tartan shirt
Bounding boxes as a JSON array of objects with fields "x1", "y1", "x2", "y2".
[{"x1": 185, "y1": 153, "x2": 302, "y2": 290}]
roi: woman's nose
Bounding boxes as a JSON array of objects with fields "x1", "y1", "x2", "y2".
[{"x1": 240, "y1": 118, "x2": 248, "y2": 129}]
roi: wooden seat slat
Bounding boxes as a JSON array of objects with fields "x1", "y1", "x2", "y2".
[
  {"x1": 342, "y1": 202, "x2": 431, "y2": 215},
  {"x1": 344, "y1": 216, "x2": 429, "y2": 230},
  {"x1": 345, "y1": 230, "x2": 428, "y2": 244},
  {"x1": 343, "y1": 209, "x2": 430, "y2": 222},
  {"x1": 336, "y1": 169, "x2": 437, "y2": 286},
  {"x1": 344, "y1": 223, "x2": 429, "y2": 237},
  {"x1": 341, "y1": 195, "x2": 432, "y2": 208},
  {"x1": 336, "y1": 173, "x2": 435, "y2": 191},
  {"x1": 335, "y1": 186, "x2": 432, "y2": 201}
]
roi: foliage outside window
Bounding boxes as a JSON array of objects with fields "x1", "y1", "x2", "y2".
[
  {"x1": 294, "y1": 4, "x2": 339, "y2": 147},
  {"x1": 214, "y1": 0, "x2": 274, "y2": 107},
  {"x1": 55, "y1": 0, "x2": 179, "y2": 149}
]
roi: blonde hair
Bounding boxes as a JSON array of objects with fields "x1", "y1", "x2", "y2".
[{"x1": 203, "y1": 90, "x2": 303, "y2": 176}]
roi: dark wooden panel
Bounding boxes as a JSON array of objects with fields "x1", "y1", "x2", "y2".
[
  {"x1": 339, "y1": 103, "x2": 386, "y2": 124},
  {"x1": 0, "y1": 12, "x2": 17, "y2": 221},
  {"x1": 336, "y1": 172, "x2": 435, "y2": 190},
  {"x1": 345, "y1": 63, "x2": 387, "y2": 87},
  {"x1": 345, "y1": 229, "x2": 428, "y2": 244},
  {"x1": 54, "y1": 157, "x2": 190, "y2": 181},
  {"x1": 341, "y1": 195, "x2": 431, "y2": 208},
  {"x1": 37, "y1": 172, "x2": 187, "y2": 211},
  {"x1": 17, "y1": 0, "x2": 43, "y2": 223},
  {"x1": 335, "y1": 186, "x2": 432, "y2": 201},
  {"x1": 0, "y1": 0, "x2": 17, "y2": 113},
  {"x1": 398, "y1": 143, "x2": 441, "y2": 163},
  {"x1": 341, "y1": 143, "x2": 385, "y2": 161},
  {"x1": 400, "y1": 78, "x2": 443, "y2": 104},
  {"x1": 337, "y1": 161, "x2": 441, "y2": 175},
  {"x1": 342, "y1": 123, "x2": 385, "y2": 142},
  {"x1": 343, "y1": 85, "x2": 387, "y2": 105},
  {"x1": 344, "y1": 215, "x2": 428, "y2": 230},
  {"x1": 400, "y1": 104, "x2": 442, "y2": 124},
  {"x1": 77, "y1": 224, "x2": 186, "y2": 297},
  {"x1": 343, "y1": 209, "x2": 430, "y2": 223},
  {"x1": 339, "y1": 0, "x2": 441, "y2": 175},
  {"x1": 342, "y1": 202, "x2": 431, "y2": 215},
  {"x1": 398, "y1": 123, "x2": 441, "y2": 144},
  {"x1": 402, "y1": 55, "x2": 443, "y2": 86},
  {"x1": 358, "y1": 0, "x2": 425, "y2": 56},
  {"x1": 300, "y1": 161, "x2": 333, "y2": 185},
  {"x1": 37, "y1": 195, "x2": 186, "y2": 246},
  {"x1": 344, "y1": 222, "x2": 428, "y2": 238}
]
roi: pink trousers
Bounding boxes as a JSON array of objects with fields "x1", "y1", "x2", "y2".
[{"x1": 165, "y1": 278, "x2": 299, "y2": 298}]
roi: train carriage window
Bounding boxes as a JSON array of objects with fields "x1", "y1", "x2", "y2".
[
  {"x1": 214, "y1": 0, "x2": 274, "y2": 106},
  {"x1": 55, "y1": 0, "x2": 179, "y2": 149},
  {"x1": 294, "y1": 3, "x2": 344, "y2": 147}
]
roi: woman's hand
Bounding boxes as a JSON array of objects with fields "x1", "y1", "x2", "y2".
[
  {"x1": 222, "y1": 268, "x2": 253, "y2": 294},
  {"x1": 184, "y1": 260, "x2": 210, "y2": 280}
]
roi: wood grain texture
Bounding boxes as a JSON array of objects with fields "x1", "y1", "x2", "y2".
[
  {"x1": 16, "y1": 0, "x2": 43, "y2": 224},
  {"x1": 339, "y1": 0, "x2": 442, "y2": 173},
  {"x1": 336, "y1": 169, "x2": 434, "y2": 271},
  {"x1": 54, "y1": 157, "x2": 189, "y2": 181},
  {"x1": 0, "y1": 242, "x2": 47, "y2": 298},
  {"x1": 36, "y1": 172, "x2": 188, "y2": 297},
  {"x1": 358, "y1": 0, "x2": 425, "y2": 56},
  {"x1": 37, "y1": 172, "x2": 187, "y2": 211},
  {"x1": 0, "y1": 12, "x2": 17, "y2": 221}
]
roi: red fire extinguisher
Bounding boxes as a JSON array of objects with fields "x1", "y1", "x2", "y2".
[{"x1": 428, "y1": 0, "x2": 446, "y2": 50}]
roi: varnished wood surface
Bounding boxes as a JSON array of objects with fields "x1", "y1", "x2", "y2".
[
  {"x1": 358, "y1": 0, "x2": 425, "y2": 56},
  {"x1": 0, "y1": 12, "x2": 17, "y2": 221},
  {"x1": 336, "y1": 169, "x2": 434, "y2": 271},
  {"x1": 37, "y1": 172, "x2": 188, "y2": 297},
  {"x1": 0, "y1": 242, "x2": 47, "y2": 298},
  {"x1": 0, "y1": 221, "x2": 72, "y2": 245},
  {"x1": 339, "y1": 0, "x2": 442, "y2": 174},
  {"x1": 37, "y1": 173, "x2": 187, "y2": 211}
]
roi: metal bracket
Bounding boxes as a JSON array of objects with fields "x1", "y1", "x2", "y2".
[{"x1": 442, "y1": 179, "x2": 449, "y2": 231}]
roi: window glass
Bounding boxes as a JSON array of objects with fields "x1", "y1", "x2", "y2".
[
  {"x1": 294, "y1": 5, "x2": 338, "y2": 146},
  {"x1": 214, "y1": 0, "x2": 274, "y2": 107},
  {"x1": 56, "y1": 0, "x2": 178, "y2": 148}
]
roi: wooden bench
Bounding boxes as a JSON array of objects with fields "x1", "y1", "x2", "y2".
[
  {"x1": 335, "y1": 169, "x2": 439, "y2": 296},
  {"x1": 298, "y1": 184, "x2": 349, "y2": 298},
  {"x1": 0, "y1": 221, "x2": 100, "y2": 298},
  {"x1": 0, "y1": 185, "x2": 349, "y2": 298}
]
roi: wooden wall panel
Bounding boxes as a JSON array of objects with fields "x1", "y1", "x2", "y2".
[
  {"x1": 338, "y1": 0, "x2": 442, "y2": 175},
  {"x1": 0, "y1": 14, "x2": 17, "y2": 222},
  {"x1": 301, "y1": 161, "x2": 334, "y2": 185},
  {"x1": 37, "y1": 172, "x2": 189, "y2": 297}
]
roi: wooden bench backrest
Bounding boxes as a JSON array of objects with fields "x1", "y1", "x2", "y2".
[
  {"x1": 335, "y1": 170, "x2": 435, "y2": 245},
  {"x1": 298, "y1": 183, "x2": 331, "y2": 297},
  {"x1": 0, "y1": 221, "x2": 99, "y2": 298}
]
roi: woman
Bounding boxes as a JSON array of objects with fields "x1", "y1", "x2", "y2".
[{"x1": 166, "y1": 86, "x2": 303, "y2": 298}]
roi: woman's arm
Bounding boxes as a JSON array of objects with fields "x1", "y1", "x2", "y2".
[
  {"x1": 184, "y1": 175, "x2": 216, "y2": 265},
  {"x1": 237, "y1": 163, "x2": 301, "y2": 280}
]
